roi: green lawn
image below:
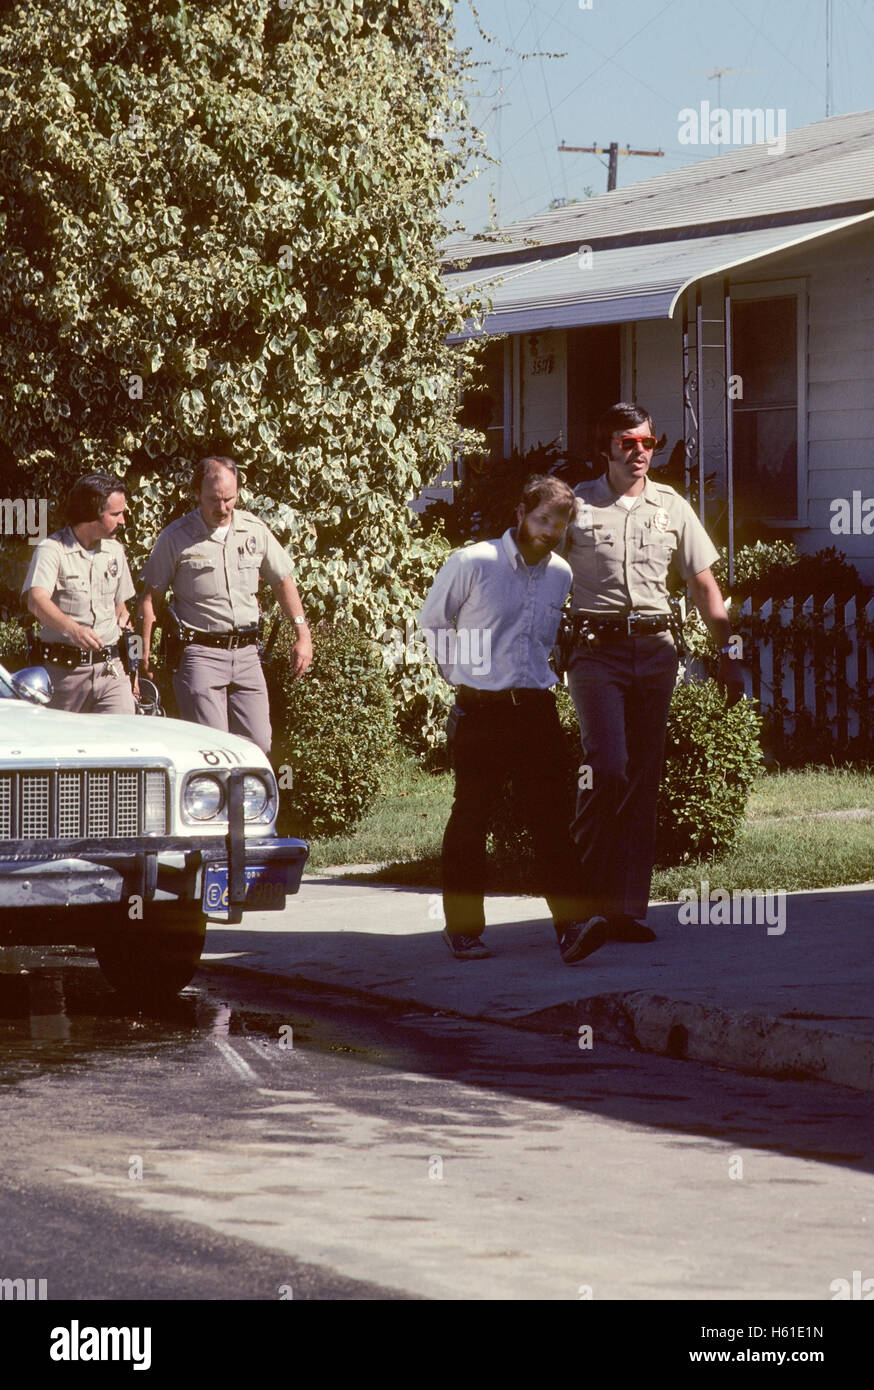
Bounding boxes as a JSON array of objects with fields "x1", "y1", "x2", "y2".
[
  {"x1": 304, "y1": 753, "x2": 450, "y2": 870},
  {"x1": 744, "y1": 765, "x2": 874, "y2": 818},
  {"x1": 307, "y1": 757, "x2": 874, "y2": 895}
]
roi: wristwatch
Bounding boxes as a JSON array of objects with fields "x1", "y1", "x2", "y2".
[{"x1": 292, "y1": 616, "x2": 308, "y2": 625}]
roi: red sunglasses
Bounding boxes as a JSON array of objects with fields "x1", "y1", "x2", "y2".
[{"x1": 613, "y1": 435, "x2": 657, "y2": 451}]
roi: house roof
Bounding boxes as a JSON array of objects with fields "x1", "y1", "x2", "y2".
[
  {"x1": 445, "y1": 211, "x2": 874, "y2": 337},
  {"x1": 443, "y1": 109, "x2": 874, "y2": 269}
]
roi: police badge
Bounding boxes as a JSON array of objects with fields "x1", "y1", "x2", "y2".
[
  {"x1": 245, "y1": 535, "x2": 258, "y2": 554},
  {"x1": 653, "y1": 508, "x2": 669, "y2": 533},
  {"x1": 107, "y1": 558, "x2": 119, "y2": 578}
]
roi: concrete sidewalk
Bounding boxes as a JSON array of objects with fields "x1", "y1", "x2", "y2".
[{"x1": 201, "y1": 876, "x2": 874, "y2": 1093}]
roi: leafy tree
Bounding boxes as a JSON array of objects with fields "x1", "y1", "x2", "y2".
[{"x1": 0, "y1": 0, "x2": 485, "y2": 746}]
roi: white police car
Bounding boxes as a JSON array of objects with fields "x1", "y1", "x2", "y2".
[{"x1": 0, "y1": 663, "x2": 307, "y2": 998}]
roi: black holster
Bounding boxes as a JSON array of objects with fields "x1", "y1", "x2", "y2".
[
  {"x1": 668, "y1": 597, "x2": 687, "y2": 658},
  {"x1": 158, "y1": 605, "x2": 193, "y2": 672},
  {"x1": 119, "y1": 629, "x2": 140, "y2": 677}
]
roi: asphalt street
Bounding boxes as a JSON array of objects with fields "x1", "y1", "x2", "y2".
[{"x1": 0, "y1": 950, "x2": 871, "y2": 1308}]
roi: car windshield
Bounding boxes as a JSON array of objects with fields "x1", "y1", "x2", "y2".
[{"x1": 0, "y1": 664, "x2": 22, "y2": 699}]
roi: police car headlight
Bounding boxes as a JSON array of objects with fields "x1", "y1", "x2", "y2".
[
  {"x1": 184, "y1": 775, "x2": 225, "y2": 820},
  {"x1": 243, "y1": 774, "x2": 274, "y2": 822}
]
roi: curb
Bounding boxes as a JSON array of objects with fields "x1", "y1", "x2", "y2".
[
  {"x1": 200, "y1": 954, "x2": 874, "y2": 1093},
  {"x1": 518, "y1": 991, "x2": 874, "y2": 1093}
]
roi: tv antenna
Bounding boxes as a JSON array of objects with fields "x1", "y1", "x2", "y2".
[
  {"x1": 705, "y1": 66, "x2": 757, "y2": 110},
  {"x1": 488, "y1": 67, "x2": 509, "y2": 226}
]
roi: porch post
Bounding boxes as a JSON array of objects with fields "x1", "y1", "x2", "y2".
[
  {"x1": 696, "y1": 283, "x2": 705, "y2": 526},
  {"x1": 723, "y1": 276, "x2": 736, "y2": 590},
  {"x1": 681, "y1": 292, "x2": 692, "y2": 501},
  {"x1": 503, "y1": 337, "x2": 513, "y2": 459}
]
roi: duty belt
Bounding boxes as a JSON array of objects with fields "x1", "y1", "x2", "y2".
[
  {"x1": 456, "y1": 684, "x2": 553, "y2": 708},
  {"x1": 188, "y1": 627, "x2": 260, "y2": 650},
  {"x1": 572, "y1": 612, "x2": 670, "y2": 642},
  {"x1": 38, "y1": 641, "x2": 121, "y2": 668}
]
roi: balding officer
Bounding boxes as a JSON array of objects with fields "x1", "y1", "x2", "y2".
[
  {"x1": 139, "y1": 456, "x2": 312, "y2": 755},
  {"x1": 565, "y1": 402, "x2": 743, "y2": 944},
  {"x1": 22, "y1": 473, "x2": 136, "y2": 713}
]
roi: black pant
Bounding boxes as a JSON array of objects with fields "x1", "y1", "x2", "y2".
[
  {"x1": 568, "y1": 632, "x2": 678, "y2": 922},
  {"x1": 442, "y1": 690, "x2": 586, "y2": 939}
]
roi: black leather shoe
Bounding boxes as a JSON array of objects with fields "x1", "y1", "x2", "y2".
[{"x1": 608, "y1": 915, "x2": 656, "y2": 943}]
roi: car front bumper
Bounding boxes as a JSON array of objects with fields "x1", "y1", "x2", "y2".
[{"x1": 0, "y1": 832, "x2": 309, "y2": 931}]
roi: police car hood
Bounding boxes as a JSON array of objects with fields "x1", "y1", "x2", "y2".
[{"x1": 0, "y1": 701, "x2": 271, "y2": 770}]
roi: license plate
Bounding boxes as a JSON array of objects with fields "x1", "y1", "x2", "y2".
[{"x1": 202, "y1": 863, "x2": 288, "y2": 915}]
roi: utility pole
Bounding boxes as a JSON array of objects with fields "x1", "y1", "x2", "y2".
[{"x1": 558, "y1": 141, "x2": 663, "y2": 192}]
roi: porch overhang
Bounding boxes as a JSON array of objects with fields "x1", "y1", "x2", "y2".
[{"x1": 445, "y1": 211, "x2": 874, "y2": 339}]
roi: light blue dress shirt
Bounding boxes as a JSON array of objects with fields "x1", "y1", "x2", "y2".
[{"x1": 418, "y1": 528, "x2": 571, "y2": 690}]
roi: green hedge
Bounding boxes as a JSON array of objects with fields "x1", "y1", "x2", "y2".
[
  {"x1": 655, "y1": 679, "x2": 763, "y2": 865},
  {"x1": 486, "y1": 680, "x2": 762, "y2": 887},
  {"x1": 266, "y1": 619, "x2": 395, "y2": 841},
  {"x1": 0, "y1": 614, "x2": 29, "y2": 667}
]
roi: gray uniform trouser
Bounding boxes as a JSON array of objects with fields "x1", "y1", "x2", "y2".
[
  {"x1": 47, "y1": 658, "x2": 135, "y2": 714},
  {"x1": 567, "y1": 631, "x2": 678, "y2": 923},
  {"x1": 173, "y1": 644, "x2": 271, "y2": 755}
]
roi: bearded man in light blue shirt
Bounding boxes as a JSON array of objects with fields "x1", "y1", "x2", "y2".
[{"x1": 419, "y1": 475, "x2": 607, "y2": 966}]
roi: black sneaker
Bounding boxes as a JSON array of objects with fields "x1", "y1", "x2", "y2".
[
  {"x1": 559, "y1": 916, "x2": 608, "y2": 964},
  {"x1": 442, "y1": 930, "x2": 492, "y2": 960},
  {"x1": 608, "y1": 915, "x2": 657, "y2": 943}
]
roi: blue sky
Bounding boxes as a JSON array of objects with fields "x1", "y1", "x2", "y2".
[{"x1": 447, "y1": 0, "x2": 874, "y2": 233}]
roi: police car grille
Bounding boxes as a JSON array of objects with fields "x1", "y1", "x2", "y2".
[{"x1": 0, "y1": 769, "x2": 168, "y2": 839}]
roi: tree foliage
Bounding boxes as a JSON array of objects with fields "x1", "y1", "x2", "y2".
[{"x1": 0, "y1": 0, "x2": 485, "y2": 743}]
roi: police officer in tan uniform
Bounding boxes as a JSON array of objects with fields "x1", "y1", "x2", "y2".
[
  {"x1": 139, "y1": 456, "x2": 312, "y2": 755},
  {"x1": 22, "y1": 473, "x2": 136, "y2": 714},
  {"x1": 565, "y1": 403, "x2": 743, "y2": 943}
]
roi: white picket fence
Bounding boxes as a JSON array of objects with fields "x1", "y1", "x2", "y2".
[{"x1": 733, "y1": 593, "x2": 874, "y2": 744}]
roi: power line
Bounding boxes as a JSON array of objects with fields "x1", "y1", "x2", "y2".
[
  {"x1": 500, "y1": 0, "x2": 681, "y2": 161},
  {"x1": 530, "y1": 0, "x2": 569, "y2": 204},
  {"x1": 725, "y1": 0, "x2": 826, "y2": 95}
]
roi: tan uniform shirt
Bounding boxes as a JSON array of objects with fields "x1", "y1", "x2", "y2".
[
  {"x1": 141, "y1": 508, "x2": 293, "y2": 631},
  {"x1": 565, "y1": 475, "x2": 719, "y2": 615},
  {"x1": 22, "y1": 527, "x2": 135, "y2": 645}
]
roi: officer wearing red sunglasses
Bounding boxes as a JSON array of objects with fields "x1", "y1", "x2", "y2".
[{"x1": 564, "y1": 402, "x2": 742, "y2": 943}]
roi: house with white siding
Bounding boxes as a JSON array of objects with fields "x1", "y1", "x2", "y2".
[{"x1": 440, "y1": 109, "x2": 874, "y2": 587}]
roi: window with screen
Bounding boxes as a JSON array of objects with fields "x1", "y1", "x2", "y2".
[{"x1": 731, "y1": 295, "x2": 799, "y2": 522}]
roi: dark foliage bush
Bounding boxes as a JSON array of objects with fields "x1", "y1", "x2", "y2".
[
  {"x1": 266, "y1": 619, "x2": 395, "y2": 841},
  {"x1": 712, "y1": 541, "x2": 870, "y2": 604},
  {"x1": 655, "y1": 680, "x2": 763, "y2": 865},
  {"x1": 421, "y1": 440, "x2": 567, "y2": 546},
  {"x1": 0, "y1": 615, "x2": 28, "y2": 667}
]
